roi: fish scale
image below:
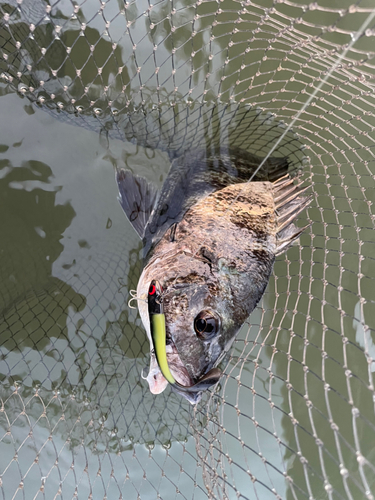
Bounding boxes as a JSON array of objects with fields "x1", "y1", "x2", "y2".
[{"x1": 116, "y1": 148, "x2": 310, "y2": 404}]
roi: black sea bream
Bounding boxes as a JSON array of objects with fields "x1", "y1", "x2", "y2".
[{"x1": 117, "y1": 147, "x2": 310, "y2": 403}]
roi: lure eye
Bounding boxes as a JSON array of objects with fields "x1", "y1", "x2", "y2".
[
  {"x1": 148, "y1": 280, "x2": 162, "y2": 297},
  {"x1": 194, "y1": 310, "x2": 220, "y2": 340}
]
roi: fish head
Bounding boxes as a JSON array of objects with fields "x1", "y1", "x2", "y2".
[
  {"x1": 137, "y1": 253, "x2": 244, "y2": 403},
  {"x1": 161, "y1": 276, "x2": 237, "y2": 385}
]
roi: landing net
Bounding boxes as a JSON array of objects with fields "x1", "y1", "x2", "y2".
[{"x1": 1, "y1": 1, "x2": 375, "y2": 499}]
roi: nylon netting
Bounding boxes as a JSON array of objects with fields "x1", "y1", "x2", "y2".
[{"x1": 1, "y1": 0, "x2": 375, "y2": 499}]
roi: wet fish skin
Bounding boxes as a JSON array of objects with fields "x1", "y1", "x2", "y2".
[
  {"x1": 137, "y1": 181, "x2": 278, "y2": 384},
  {"x1": 142, "y1": 147, "x2": 292, "y2": 259},
  {"x1": 117, "y1": 148, "x2": 310, "y2": 403}
]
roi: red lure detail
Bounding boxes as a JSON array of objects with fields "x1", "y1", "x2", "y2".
[{"x1": 149, "y1": 284, "x2": 156, "y2": 295}]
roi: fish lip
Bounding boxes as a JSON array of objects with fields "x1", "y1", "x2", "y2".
[
  {"x1": 148, "y1": 329, "x2": 220, "y2": 403},
  {"x1": 164, "y1": 339, "x2": 195, "y2": 387},
  {"x1": 146, "y1": 351, "x2": 169, "y2": 394},
  {"x1": 171, "y1": 385, "x2": 202, "y2": 405},
  {"x1": 166, "y1": 338, "x2": 222, "y2": 392},
  {"x1": 162, "y1": 337, "x2": 220, "y2": 390}
]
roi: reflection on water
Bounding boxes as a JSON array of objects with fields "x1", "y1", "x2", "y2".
[
  {"x1": 0, "y1": 90, "x2": 313, "y2": 498},
  {"x1": 1, "y1": 0, "x2": 375, "y2": 498},
  {"x1": 0, "y1": 118, "x2": 195, "y2": 440},
  {"x1": 0, "y1": 159, "x2": 77, "y2": 311},
  {"x1": 0, "y1": 100, "x2": 204, "y2": 497},
  {"x1": 1, "y1": 90, "x2": 374, "y2": 499}
]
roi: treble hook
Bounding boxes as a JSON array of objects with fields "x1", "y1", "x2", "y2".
[{"x1": 128, "y1": 289, "x2": 147, "y2": 309}]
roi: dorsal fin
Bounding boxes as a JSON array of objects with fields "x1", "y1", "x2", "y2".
[
  {"x1": 116, "y1": 169, "x2": 158, "y2": 239},
  {"x1": 273, "y1": 176, "x2": 312, "y2": 255}
]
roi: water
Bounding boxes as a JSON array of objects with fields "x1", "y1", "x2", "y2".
[
  {"x1": 0, "y1": 91, "x2": 202, "y2": 497},
  {"x1": 0, "y1": 90, "x2": 303, "y2": 499},
  {"x1": 1, "y1": 0, "x2": 375, "y2": 499}
]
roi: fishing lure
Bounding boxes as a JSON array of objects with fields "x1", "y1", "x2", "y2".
[{"x1": 148, "y1": 280, "x2": 221, "y2": 394}]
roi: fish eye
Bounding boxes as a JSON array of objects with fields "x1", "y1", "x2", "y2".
[{"x1": 194, "y1": 310, "x2": 220, "y2": 340}]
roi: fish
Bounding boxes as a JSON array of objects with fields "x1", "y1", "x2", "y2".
[{"x1": 116, "y1": 146, "x2": 311, "y2": 404}]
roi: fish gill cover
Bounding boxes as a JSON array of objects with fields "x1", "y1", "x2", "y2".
[{"x1": 0, "y1": 0, "x2": 375, "y2": 499}]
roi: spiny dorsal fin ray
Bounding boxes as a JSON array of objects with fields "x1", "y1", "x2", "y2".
[
  {"x1": 273, "y1": 175, "x2": 312, "y2": 254},
  {"x1": 275, "y1": 223, "x2": 311, "y2": 256},
  {"x1": 277, "y1": 195, "x2": 312, "y2": 234},
  {"x1": 274, "y1": 180, "x2": 304, "y2": 204},
  {"x1": 273, "y1": 176, "x2": 295, "y2": 191},
  {"x1": 275, "y1": 184, "x2": 311, "y2": 211},
  {"x1": 116, "y1": 168, "x2": 158, "y2": 239}
]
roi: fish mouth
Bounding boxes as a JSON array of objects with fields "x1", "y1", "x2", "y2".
[
  {"x1": 147, "y1": 340, "x2": 194, "y2": 393},
  {"x1": 147, "y1": 335, "x2": 221, "y2": 403},
  {"x1": 166, "y1": 340, "x2": 195, "y2": 385}
]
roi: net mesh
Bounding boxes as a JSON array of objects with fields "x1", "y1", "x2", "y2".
[{"x1": 1, "y1": 0, "x2": 375, "y2": 499}]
